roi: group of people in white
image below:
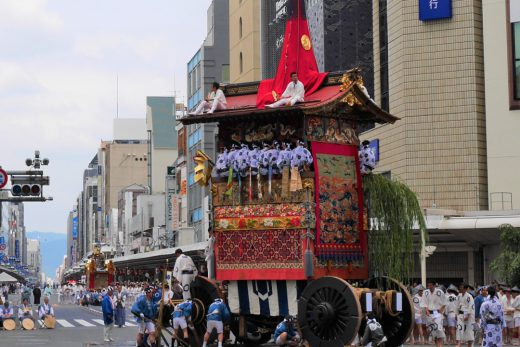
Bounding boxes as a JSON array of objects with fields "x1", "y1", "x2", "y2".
[
  {"x1": 189, "y1": 72, "x2": 307, "y2": 116},
  {"x1": 411, "y1": 281, "x2": 520, "y2": 347}
]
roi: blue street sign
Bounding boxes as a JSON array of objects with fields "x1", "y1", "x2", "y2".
[
  {"x1": 419, "y1": 0, "x2": 452, "y2": 21},
  {"x1": 0, "y1": 236, "x2": 5, "y2": 244}
]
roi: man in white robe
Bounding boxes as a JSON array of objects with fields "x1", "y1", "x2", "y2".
[
  {"x1": 191, "y1": 82, "x2": 227, "y2": 115},
  {"x1": 266, "y1": 72, "x2": 305, "y2": 108}
]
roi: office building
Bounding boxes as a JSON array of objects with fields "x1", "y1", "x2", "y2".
[
  {"x1": 229, "y1": 0, "x2": 262, "y2": 83},
  {"x1": 186, "y1": 0, "x2": 229, "y2": 244}
]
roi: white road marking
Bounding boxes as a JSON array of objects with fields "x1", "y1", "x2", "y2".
[
  {"x1": 74, "y1": 319, "x2": 95, "y2": 327},
  {"x1": 92, "y1": 319, "x2": 105, "y2": 325},
  {"x1": 56, "y1": 319, "x2": 74, "y2": 327}
]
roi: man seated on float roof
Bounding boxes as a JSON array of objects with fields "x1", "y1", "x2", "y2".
[
  {"x1": 190, "y1": 81, "x2": 228, "y2": 115},
  {"x1": 266, "y1": 72, "x2": 305, "y2": 108}
]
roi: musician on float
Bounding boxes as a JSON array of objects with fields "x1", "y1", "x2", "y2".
[
  {"x1": 38, "y1": 296, "x2": 55, "y2": 320},
  {"x1": 18, "y1": 297, "x2": 35, "y2": 328}
]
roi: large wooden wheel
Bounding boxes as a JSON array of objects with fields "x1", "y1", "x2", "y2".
[
  {"x1": 366, "y1": 277, "x2": 414, "y2": 347},
  {"x1": 298, "y1": 277, "x2": 362, "y2": 347}
]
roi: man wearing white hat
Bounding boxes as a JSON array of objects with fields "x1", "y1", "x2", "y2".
[{"x1": 456, "y1": 284, "x2": 475, "y2": 347}]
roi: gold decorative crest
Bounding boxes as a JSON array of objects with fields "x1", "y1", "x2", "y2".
[{"x1": 301, "y1": 34, "x2": 311, "y2": 51}]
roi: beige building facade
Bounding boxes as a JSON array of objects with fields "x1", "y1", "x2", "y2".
[
  {"x1": 102, "y1": 141, "x2": 149, "y2": 219},
  {"x1": 484, "y1": 0, "x2": 520, "y2": 210},
  {"x1": 363, "y1": 0, "x2": 487, "y2": 211},
  {"x1": 229, "y1": 0, "x2": 261, "y2": 83}
]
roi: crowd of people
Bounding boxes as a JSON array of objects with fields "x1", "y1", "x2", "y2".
[{"x1": 410, "y1": 281, "x2": 520, "y2": 347}]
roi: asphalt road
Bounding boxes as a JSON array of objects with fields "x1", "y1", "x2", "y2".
[{"x1": 2, "y1": 294, "x2": 425, "y2": 347}]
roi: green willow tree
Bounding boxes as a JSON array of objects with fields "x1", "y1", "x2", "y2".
[
  {"x1": 490, "y1": 224, "x2": 520, "y2": 285},
  {"x1": 363, "y1": 174, "x2": 427, "y2": 283}
]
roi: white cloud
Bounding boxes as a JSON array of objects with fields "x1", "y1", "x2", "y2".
[
  {"x1": 73, "y1": 34, "x2": 165, "y2": 62},
  {"x1": 0, "y1": 62, "x2": 44, "y2": 95},
  {"x1": 0, "y1": 0, "x2": 63, "y2": 32}
]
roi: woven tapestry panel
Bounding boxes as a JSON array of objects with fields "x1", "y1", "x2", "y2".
[
  {"x1": 216, "y1": 228, "x2": 306, "y2": 280},
  {"x1": 311, "y1": 142, "x2": 364, "y2": 258}
]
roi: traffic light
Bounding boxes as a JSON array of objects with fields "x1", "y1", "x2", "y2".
[
  {"x1": 11, "y1": 184, "x2": 41, "y2": 196},
  {"x1": 10, "y1": 175, "x2": 49, "y2": 197}
]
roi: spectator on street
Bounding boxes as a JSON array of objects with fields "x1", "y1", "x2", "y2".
[
  {"x1": 33, "y1": 284, "x2": 42, "y2": 306},
  {"x1": 101, "y1": 286, "x2": 115, "y2": 342}
]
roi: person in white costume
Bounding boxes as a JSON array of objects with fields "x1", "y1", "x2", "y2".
[
  {"x1": 173, "y1": 249, "x2": 198, "y2": 300},
  {"x1": 266, "y1": 72, "x2": 305, "y2": 108},
  {"x1": 190, "y1": 82, "x2": 227, "y2": 115},
  {"x1": 422, "y1": 280, "x2": 447, "y2": 347}
]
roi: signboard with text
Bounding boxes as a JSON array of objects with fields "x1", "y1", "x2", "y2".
[
  {"x1": 419, "y1": 0, "x2": 452, "y2": 21},
  {"x1": 72, "y1": 216, "x2": 78, "y2": 240},
  {"x1": 172, "y1": 195, "x2": 179, "y2": 232},
  {"x1": 15, "y1": 240, "x2": 19, "y2": 258}
]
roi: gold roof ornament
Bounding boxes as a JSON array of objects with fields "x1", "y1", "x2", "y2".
[
  {"x1": 194, "y1": 150, "x2": 214, "y2": 187},
  {"x1": 340, "y1": 68, "x2": 365, "y2": 107}
]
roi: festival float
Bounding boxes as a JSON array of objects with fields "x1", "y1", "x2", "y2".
[
  {"x1": 179, "y1": 1, "x2": 415, "y2": 346},
  {"x1": 85, "y1": 244, "x2": 115, "y2": 290}
]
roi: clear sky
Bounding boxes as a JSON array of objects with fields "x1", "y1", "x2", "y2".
[{"x1": 0, "y1": 0, "x2": 212, "y2": 233}]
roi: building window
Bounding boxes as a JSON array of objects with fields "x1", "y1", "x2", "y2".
[
  {"x1": 240, "y1": 52, "x2": 243, "y2": 74},
  {"x1": 513, "y1": 22, "x2": 520, "y2": 100},
  {"x1": 507, "y1": 0, "x2": 520, "y2": 108},
  {"x1": 191, "y1": 208, "x2": 202, "y2": 223},
  {"x1": 222, "y1": 64, "x2": 230, "y2": 83},
  {"x1": 188, "y1": 128, "x2": 201, "y2": 148},
  {"x1": 379, "y1": 0, "x2": 389, "y2": 112},
  {"x1": 239, "y1": 17, "x2": 243, "y2": 39}
]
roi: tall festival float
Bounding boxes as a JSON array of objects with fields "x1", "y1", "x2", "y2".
[{"x1": 181, "y1": 1, "x2": 414, "y2": 346}]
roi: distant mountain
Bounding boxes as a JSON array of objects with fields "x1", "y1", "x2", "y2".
[{"x1": 26, "y1": 231, "x2": 66, "y2": 280}]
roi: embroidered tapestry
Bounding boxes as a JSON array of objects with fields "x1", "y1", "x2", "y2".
[
  {"x1": 216, "y1": 229, "x2": 306, "y2": 280},
  {"x1": 311, "y1": 142, "x2": 364, "y2": 260}
]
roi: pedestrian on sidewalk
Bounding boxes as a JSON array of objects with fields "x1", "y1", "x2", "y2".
[{"x1": 101, "y1": 286, "x2": 115, "y2": 342}]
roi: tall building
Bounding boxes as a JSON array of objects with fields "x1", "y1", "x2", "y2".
[
  {"x1": 26, "y1": 239, "x2": 41, "y2": 280},
  {"x1": 484, "y1": 0, "x2": 520, "y2": 210},
  {"x1": 229, "y1": 0, "x2": 262, "y2": 83},
  {"x1": 186, "y1": 0, "x2": 229, "y2": 244},
  {"x1": 261, "y1": 0, "x2": 374, "y2": 95},
  {"x1": 7, "y1": 202, "x2": 26, "y2": 266},
  {"x1": 146, "y1": 96, "x2": 178, "y2": 194},
  {"x1": 98, "y1": 120, "x2": 148, "y2": 245},
  {"x1": 78, "y1": 154, "x2": 99, "y2": 258},
  {"x1": 363, "y1": 0, "x2": 486, "y2": 211},
  {"x1": 66, "y1": 211, "x2": 73, "y2": 268}
]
